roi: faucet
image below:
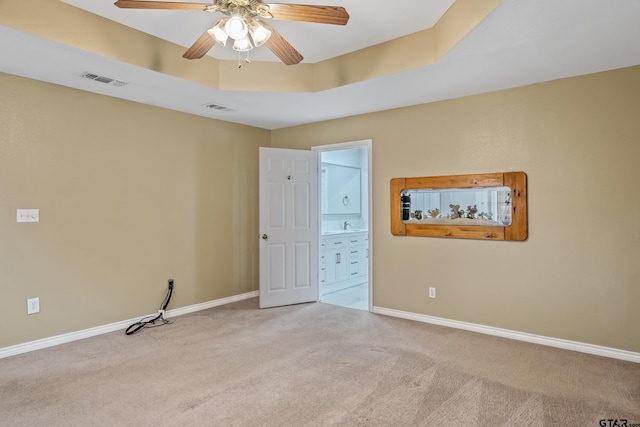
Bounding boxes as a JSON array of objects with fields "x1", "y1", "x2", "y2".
[{"x1": 343, "y1": 221, "x2": 351, "y2": 230}]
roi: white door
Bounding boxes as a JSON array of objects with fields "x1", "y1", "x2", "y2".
[{"x1": 259, "y1": 147, "x2": 318, "y2": 308}]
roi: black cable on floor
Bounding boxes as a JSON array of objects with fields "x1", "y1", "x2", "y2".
[{"x1": 125, "y1": 279, "x2": 174, "y2": 336}]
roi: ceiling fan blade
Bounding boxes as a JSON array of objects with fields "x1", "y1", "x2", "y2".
[
  {"x1": 114, "y1": 1, "x2": 211, "y2": 11},
  {"x1": 264, "y1": 4, "x2": 349, "y2": 25},
  {"x1": 183, "y1": 29, "x2": 216, "y2": 59},
  {"x1": 262, "y1": 23, "x2": 304, "y2": 66}
]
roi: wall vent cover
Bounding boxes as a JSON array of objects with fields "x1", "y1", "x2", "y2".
[
  {"x1": 203, "y1": 102, "x2": 236, "y2": 112},
  {"x1": 81, "y1": 72, "x2": 127, "y2": 87}
]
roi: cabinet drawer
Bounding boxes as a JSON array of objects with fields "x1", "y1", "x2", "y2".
[
  {"x1": 324, "y1": 237, "x2": 348, "y2": 247},
  {"x1": 348, "y1": 236, "x2": 363, "y2": 245},
  {"x1": 349, "y1": 260, "x2": 359, "y2": 276}
]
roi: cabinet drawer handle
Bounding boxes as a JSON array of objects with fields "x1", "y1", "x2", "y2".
[
  {"x1": 350, "y1": 272, "x2": 358, "y2": 276},
  {"x1": 350, "y1": 251, "x2": 358, "y2": 254},
  {"x1": 350, "y1": 262, "x2": 357, "y2": 265}
]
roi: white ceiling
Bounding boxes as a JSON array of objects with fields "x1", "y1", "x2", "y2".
[
  {"x1": 1, "y1": 0, "x2": 640, "y2": 129},
  {"x1": 61, "y1": 0, "x2": 458, "y2": 64}
]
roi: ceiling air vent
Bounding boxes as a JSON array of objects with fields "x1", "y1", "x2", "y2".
[
  {"x1": 203, "y1": 102, "x2": 236, "y2": 112},
  {"x1": 81, "y1": 72, "x2": 128, "y2": 87}
]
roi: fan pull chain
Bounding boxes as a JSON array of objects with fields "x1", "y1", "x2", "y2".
[{"x1": 237, "y1": 51, "x2": 251, "y2": 68}]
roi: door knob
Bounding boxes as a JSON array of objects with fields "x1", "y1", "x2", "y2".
[{"x1": 261, "y1": 234, "x2": 268, "y2": 240}]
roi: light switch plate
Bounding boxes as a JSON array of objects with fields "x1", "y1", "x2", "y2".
[{"x1": 17, "y1": 209, "x2": 39, "y2": 223}]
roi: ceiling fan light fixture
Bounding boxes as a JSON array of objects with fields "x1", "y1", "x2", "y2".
[
  {"x1": 248, "y1": 20, "x2": 271, "y2": 47},
  {"x1": 208, "y1": 19, "x2": 228, "y2": 46},
  {"x1": 115, "y1": 0, "x2": 346, "y2": 66},
  {"x1": 232, "y1": 36, "x2": 253, "y2": 52},
  {"x1": 225, "y1": 14, "x2": 248, "y2": 40}
]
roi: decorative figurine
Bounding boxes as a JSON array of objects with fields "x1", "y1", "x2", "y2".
[
  {"x1": 449, "y1": 204, "x2": 464, "y2": 219},
  {"x1": 411, "y1": 210, "x2": 423, "y2": 220},
  {"x1": 466, "y1": 204, "x2": 478, "y2": 219},
  {"x1": 427, "y1": 208, "x2": 440, "y2": 218},
  {"x1": 478, "y1": 211, "x2": 493, "y2": 220}
]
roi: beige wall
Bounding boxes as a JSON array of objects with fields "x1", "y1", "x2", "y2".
[
  {"x1": 0, "y1": 73, "x2": 269, "y2": 348},
  {"x1": 2, "y1": 66, "x2": 639, "y2": 354},
  {"x1": 272, "y1": 66, "x2": 640, "y2": 353}
]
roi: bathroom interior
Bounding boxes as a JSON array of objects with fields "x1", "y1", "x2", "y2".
[{"x1": 319, "y1": 147, "x2": 369, "y2": 310}]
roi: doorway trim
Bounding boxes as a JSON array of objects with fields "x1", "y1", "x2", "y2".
[{"x1": 312, "y1": 139, "x2": 373, "y2": 311}]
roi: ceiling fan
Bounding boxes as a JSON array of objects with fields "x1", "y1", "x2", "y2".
[{"x1": 114, "y1": 0, "x2": 350, "y2": 65}]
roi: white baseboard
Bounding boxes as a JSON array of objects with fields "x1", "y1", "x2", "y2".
[
  {"x1": 5, "y1": 295, "x2": 636, "y2": 363},
  {"x1": 372, "y1": 306, "x2": 640, "y2": 364},
  {"x1": 0, "y1": 291, "x2": 259, "y2": 359},
  {"x1": 166, "y1": 291, "x2": 259, "y2": 318}
]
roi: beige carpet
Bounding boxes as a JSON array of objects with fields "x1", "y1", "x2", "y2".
[{"x1": 1, "y1": 298, "x2": 639, "y2": 426}]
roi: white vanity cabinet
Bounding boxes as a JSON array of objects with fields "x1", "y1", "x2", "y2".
[
  {"x1": 320, "y1": 231, "x2": 368, "y2": 296},
  {"x1": 346, "y1": 233, "x2": 368, "y2": 279}
]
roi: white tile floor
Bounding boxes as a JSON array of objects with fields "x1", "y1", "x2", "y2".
[{"x1": 321, "y1": 283, "x2": 369, "y2": 310}]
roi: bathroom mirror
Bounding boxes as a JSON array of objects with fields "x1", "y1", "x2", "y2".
[
  {"x1": 390, "y1": 172, "x2": 527, "y2": 241},
  {"x1": 321, "y1": 163, "x2": 361, "y2": 215}
]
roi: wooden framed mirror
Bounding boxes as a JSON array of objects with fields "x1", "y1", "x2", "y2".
[{"x1": 390, "y1": 172, "x2": 527, "y2": 241}]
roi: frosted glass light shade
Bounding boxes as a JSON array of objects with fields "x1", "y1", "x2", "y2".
[
  {"x1": 225, "y1": 15, "x2": 248, "y2": 40},
  {"x1": 249, "y1": 20, "x2": 271, "y2": 47},
  {"x1": 232, "y1": 36, "x2": 253, "y2": 52},
  {"x1": 208, "y1": 19, "x2": 228, "y2": 46}
]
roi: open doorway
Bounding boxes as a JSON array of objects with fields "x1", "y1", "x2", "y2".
[{"x1": 313, "y1": 140, "x2": 372, "y2": 311}]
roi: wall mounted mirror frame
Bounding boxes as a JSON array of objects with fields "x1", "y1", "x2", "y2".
[{"x1": 390, "y1": 172, "x2": 528, "y2": 241}]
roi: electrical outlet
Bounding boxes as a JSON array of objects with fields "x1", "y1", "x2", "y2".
[
  {"x1": 27, "y1": 297, "x2": 40, "y2": 314},
  {"x1": 428, "y1": 287, "x2": 436, "y2": 299}
]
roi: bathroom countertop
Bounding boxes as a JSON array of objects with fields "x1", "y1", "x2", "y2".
[{"x1": 321, "y1": 229, "x2": 368, "y2": 236}]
